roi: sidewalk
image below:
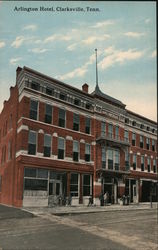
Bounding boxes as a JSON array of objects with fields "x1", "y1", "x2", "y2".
[{"x1": 23, "y1": 202, "x2": 158, "y2": 216}]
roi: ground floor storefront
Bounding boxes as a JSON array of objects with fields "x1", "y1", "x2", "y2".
[{"x1": 23, "y1": 167, "x2": 93, "y2": 207}]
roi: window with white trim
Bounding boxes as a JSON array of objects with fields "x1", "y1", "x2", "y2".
[
  {"x1": 101, "y1": 121, "x2": 106, "y2": 136},
  {"x1": 147, "y1": 157, "x2": 151, "y2": 172},
  {"x1": 73, "y1": 114, "x2": 80, "y2": 131},
  {"x1": 70, "y1": 173, "x2": 79, "y2": 197},
  {"x1": 141, "y1": 156, "x2": 144, "y2": 171},
  {"x1": 133, "y1": 154, "x2": 137, "y2": 170},
  {"x1": 58, "y1": 137, "x2": 65, "y2": 159},
  {"x1": 59, "y1": 109, "x2": 65, "y2": 128},
  {"x1": 44, "y1": 134, "x2": 51, "y2": 157},
  {"x1": 30, "y1": 100, "x2": 38, "y2": 120},
  {"x1": 45, "y1": 104, "x2": 52, "y2": 124},
  {"x1": 73, "y1": 141, "x2": 79, "y2": 162},
  {"x1": 28, "y1": 131, "x2": 37, "y2": 155},
  {"x1": 85, "y1": 118, "x2": 91, "y2": 134},
  {"x1": 85, "y1": 144, "x2": 91, "y2": 162}
]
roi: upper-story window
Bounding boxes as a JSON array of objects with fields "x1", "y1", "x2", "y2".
[
  {"x1": 114, "y1": 150, "x2": 120, "y2": 171},
  {"x1": 30, "y1": 100, "x2": 38, "y2": 120},
  {"x1": 58, "y1": 137, "x2": 65, "y2": 159},
  {"x1": 74, "y1": 98, "x2": 81, "y2": 106},
  {"x1": 146, "y1": 138, "x2": 150, "y2": 150},
  {"x1": 140, "y1": 135, "x2": 144, "y2": 148},
  {"x1": 102, "y1": 146, "x2": 106, "y2": 169},
  {"x1": 152, "y1": 128, "x2": 155, "y2": 133},
  {"x1": 58, "y1": 109, "x2": 66, "y2": 128},
  {"x1": 125, "y1": 149, "x2": 129, "y2": 171},
  {"x1": 73, "y1": 141, "x2": 79, "y2": 162},
  {"x1": 28, "y1": 131, "x2": 37, "y2": 155},
  {"x1": 132, "y1": 121, "x2": 136, "y2": 126},
  {"x1": 8, "y1": 140, "x2": 12, "y2": 160},
  {"x1": 31, "y1": 81, "x2": 40, "y2": 91},
  {"x1": 107, "y1": 149, "x2": 113, "y2": 170},
  {"x1": 45, "y1": 104, "x2": 52, "y2": 124},
  {"x1": 108, "y1": 124, "x2": 113, "y2": 139},
  {"x1": 147, "y1": 157, "x2": 151, "y2": 172},
  {"x1": 152, "y1": 139, "x2": 155, "y2": 151},
  {"x1": 125, "y1": 118, "x2": 129, "y2": 124},
  {"x1": 73, "y1": 114, "x2": 80, "y2": 131},
  {"x1": 44, "y1": 134, "x2": 51, "y2": 157},
  {"x1": 141, "y1": 156, "x2": 144, "y2": 171},
  {"x1": 9, "y1": 114, "x2": 12, "y2": 130},
  {"x1": 85, "y1": 118, "x2": 91, "y2": 134},
  {"x1": 146, "y1": 126, "x2": 150, "y2": 131},
  {"x1": 115, "y1": 126, "x2": 119, "y2": 140},
  {"x1": 101, "y1": 121, "x2": 106, "y2": 136},
  {"x1": 46, "y1": 87, "x2": 54, "y2": 96},
  {"x1": 132, "y1": 133, "x2": 136, "y2": 146},
  {"x1": 153, "y1": 159, "x2": 156, "y2": 173},
  {"x1": 85, "y1": 144, "x2": 91, "y2": 162},
  {"x1": 140, "y1": 124, "x2": 144, "y2": 129},
  {"x1": 124, "y1": 130, "x2": 129, "y2": 142},
  {"x1": 59, "y1": 93, "x2": 66, "y2": 101},
  {"x1": 133, "y1": 154, "x2": 137, "y2": 170},
  {"x1": 85, "y1": 103, "x2": 91, "y2": 110}
]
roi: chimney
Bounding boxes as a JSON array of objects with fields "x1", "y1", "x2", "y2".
[
  {"x1": 82, "y1": 83, "x2": 89, "y2": 93},
  {"x1": 16, "y1": 66, "x2": 22, "y2": 81}
]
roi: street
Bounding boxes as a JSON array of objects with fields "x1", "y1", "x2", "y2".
[{"x1": 0, "y1": 205, "x2": 157, "y2": 250}]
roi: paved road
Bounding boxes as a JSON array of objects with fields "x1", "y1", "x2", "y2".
[{"x1": 0, "y1": 205, "x2": 157, "y2": 250}]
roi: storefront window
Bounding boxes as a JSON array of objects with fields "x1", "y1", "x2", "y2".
[
  {"x1": 70, "y1": 173, "x2": 78, "y2": 197},
  {"x1": 83, "y1": 175, "x2": 91, "y2": 196}
]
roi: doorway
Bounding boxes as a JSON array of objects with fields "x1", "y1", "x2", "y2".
[{"x1": 49, "y1": 180, "x2": 62, "y2": 196}]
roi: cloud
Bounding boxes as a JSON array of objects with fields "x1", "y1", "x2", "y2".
[
  {"x1": 59, "y1": 52, "x2": 97, "y2": 81},
  {"x1": 151, "y1": 50, "x2": 156, "y2": 58},
  {"x1": 145, "y1": 18, "x2": 151, "y2": 24},
  {"x1": 29, "y1": 48, "x2": 49, "y2": 53},
  {"x1": 67, "y1": 43, "x2": 77, "y2": 51},
  {"x1": 44, "y1": 34, "x2": 71, "y2": 43},
  {"x1": 124, "y1": 32, "x2": 145, "y2": 38},
  {"x1": 11, "y1": 36, "x2": 26, "y2": 48},
  {"x1": 23, "y1": 24, "x2": 37, "y2": 31},
  {"x1": 9, "y1": 57, "x2": 22, "y2": 65},
  {"x1": 91, "y1": 20, "x2": 114, "y2": 28},
  {"x1": 98, "y1": 47, "x2": 144, "y2": 70},
  {"x1": 82, "y1": 35, "x2": 110, "y2": 45},
  {"x1": 0, "y1": 41, "x2": 5, "y2": 48}
]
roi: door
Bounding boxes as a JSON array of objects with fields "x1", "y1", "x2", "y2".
[
  {"x1": 49, "y1": 181, "x2": 62, "y2": 196},
  {"x1": 133, "y1": 185, "x2": 137, "y2": 203}
]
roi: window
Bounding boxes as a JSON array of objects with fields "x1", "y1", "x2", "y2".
[
  {"x1": 28, "y1": 131, "x2": 37, "y2": 155},
  {"x1": 102, "y1": 147, "x2": 106, "y2": 169},
  {"x1": 85, "y1": 103, "x2": 91, "y2": 110},
  {"x1": 73, "y1": 114, "x2": 80, "y2": 131},
  {"x1": 152, "y1": 139, "x2": 155, "y2": 151},
  {"x1": 101, "y1": 121, "x2": 106, "y2": 136},
  {"x1": 125, "y1": 150, "x2": 129, "y2": 171},
  {"x1": 147, "y1": 157, "x2": 151, "y2": 172},
  {"x1": 30, "y1": 100, "x2": 38, "y2": 120},
  {"x1": 9, "y1": 114, "x2": 12, "y2": 130},
  {"x1": 44, "y1": 134, "x2": 51, "y2": 157},
  {"x1": 114, "y1": 150, "x2": 120, "y2": 170},
  {"x1": 24, "y1": 168, "x2": 48, "y2": 191},
  {"x1": 83, "y1": 175, "x2": 91, "y2": 196},
  {"x1": 133, "y1": 154, "x2": 136, "y2": 170},
  {"x1": 45, "y1": 104, "x2": 52, "y2": 124},
  {"x1": 153, "y1": 159, "x2": 156, "y2": 173},
  {"x1": 140, "y1": 124, "x2": 144, "y2": 129},
  {"x1": 125, "y1": 118, "x2": 129, "y2": 124},
  {"x1": 58, "y1": 137, "x2": 65, "y2": 159},
  {"x1": 146, "y1": 138, "x2": 150, "y2": 150},
  {"x1": 108, "y1": 124, "x2": 113, "y2": 138},
  {"x1": 46, "y1": 87, "x2": 53, "y2": 96},
  {"x1": 140, "y1": 135, "x2": 144, "y2": 148},
  {"x1": 70, "y1": 173, "x2": 79, "y2": 197},
  {"x1": 58, "y1": 109, "x2": 65, "y2": 128},
  {"x1": 124, "y1": 130, "x2": 129, "y2": 142},
  {"x1": 108, "y1": 149, "x2": 113, "y2": 170},
  {"x1": 141, "y1": 156, "x2": 144, "y2": 171},
  {"x1": 59, "y1": 93, "x2": 66, "y2": 101},
  {"x1": 146, "y1": 126, "x2": 150, "y2": 131},
  {"x1": 74, "y1": 98, "x2": 81, "y2": 106},
  {"x1": 85, "y1": 144, "x2": 91, "y2": 162},
  {"x1": 115, "y1": 126, "x2": 119, "y2": 140},
  {"x1": 152, "y1": 129, "x2": 155, "y2": 133},
  {"x1": 132, "y1": 133, "x2": 136, "y2": 146},
  {"x1": 132, "y1": 121, "x2": 136, "y2": 126},
  {"x1": 85, "y1": 118, "x2": 91, "y2": 134},
  {"x1": 31, "y1": 81, "x2": 40, "y2": 91},
  {"x1": 73, "y1": 141, "x2": 79, "y2": 162},
  {"x1": 8, "y1": 140, "x2": 12, "y2": 160}
]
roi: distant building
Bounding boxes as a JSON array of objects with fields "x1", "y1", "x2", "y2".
[{"x1": 0, "y1": 66, "x2": 157, "y2": 207}]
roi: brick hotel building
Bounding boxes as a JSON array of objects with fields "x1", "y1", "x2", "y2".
[{"x1": 0, "y1": 66, "x2": 157, "y2": 207}]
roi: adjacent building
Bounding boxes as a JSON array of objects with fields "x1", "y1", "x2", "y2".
[{"x1": 0, "y1": 66, "x2": 157, "y2": 207}]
